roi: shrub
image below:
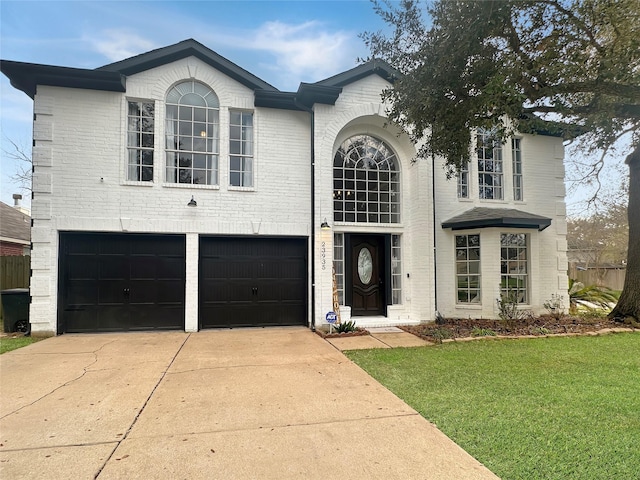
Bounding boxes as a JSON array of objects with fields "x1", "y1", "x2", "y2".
[
  {"x1": 496, "y1": 292, "x2": 530, "y2": 330},
  {"x1": 332, "y1": 320, "x2": 358, "y2": 333},
  {"x1": 470, "y1": 327, "x2": 496, "y2": 337},
  {"x1": 530, "y1": 326, "x2": 551, "y2": 335},
  {"x1": 569, "y1": 279, "x2": 620, "y2": 314},
  {"x1": 543, "y1": 294, "x2": 566, "y2": 320},
  {"x1": 431, "y1": 327, "x2": 454, "y2": 344}
]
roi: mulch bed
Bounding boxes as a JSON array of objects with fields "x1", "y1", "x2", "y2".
[
  {"x1": 400, "y1": 315, "x2": 637, "y2": 344},
  {"x1": 315, "y1": 327, "x2": 370, "y2": 339}
]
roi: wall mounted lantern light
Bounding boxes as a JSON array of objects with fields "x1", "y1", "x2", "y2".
[
  {"x1": 187, "y1": 196, "x2": 197, "y2": 207},
  {"x1": 320, "y1": 218, "x2": 330, "y2": 230}
]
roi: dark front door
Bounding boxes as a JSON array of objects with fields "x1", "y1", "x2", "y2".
[
  {"x1": 58, "y1": 233, "x2": 186, "y2": 333},
  {"x1": 199, "y1": 236, "x2": 307, "y2": 328},
  {"x1": 350, "y1": 235, "x2": 386, "y2": 316}
]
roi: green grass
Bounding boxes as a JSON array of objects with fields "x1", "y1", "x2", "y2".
[
  {"x1": 346, "y1": 333, "x2": 640, "y2": 480},
  {"x1": 0, "y1": 335, "x2": 42, "y2": 354}
]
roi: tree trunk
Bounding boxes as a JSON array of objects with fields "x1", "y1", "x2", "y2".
[{"x1": 610, "y1": 144, "x2": 640, "y2": 323}]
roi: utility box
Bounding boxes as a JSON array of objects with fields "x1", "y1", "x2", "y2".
[{"x1": 1, "y1": 288, "x2": 30, "y2": 333}]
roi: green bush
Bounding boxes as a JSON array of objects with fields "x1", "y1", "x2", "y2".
[
  {"x1": 569, "y1": 279, "x2": 619, "y2": 313},
  {"x1": 332, "y1": 320, "x2": 358, "y2": 333},
  {"x1": 470, "y1": 327, "x2": 496, "y2": 337}
]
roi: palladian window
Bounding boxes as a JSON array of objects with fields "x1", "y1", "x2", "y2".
[
  {"x1": 333, "y1": 135, "x2": 400, "y2": 223},
  {"x1": 165, "y1": 80, "x2": 220, "y2": 185}
]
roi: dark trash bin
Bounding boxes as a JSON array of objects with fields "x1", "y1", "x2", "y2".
[{"x1": 1, "y1": 288, "x2": 30, "y2": 333}]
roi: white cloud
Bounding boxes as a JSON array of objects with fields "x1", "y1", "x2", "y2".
[
  {"x1": 81, "y1": 20, "x2": 362, "y2": 89},
  {"x1": 87, "y1": 30, "x2": 157, "y2": 63},
  {"x1": 248, "y1": 21, "x2": 358, "y2": 85}
]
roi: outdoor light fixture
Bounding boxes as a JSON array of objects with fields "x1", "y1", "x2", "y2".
[
  {"x1": 187, "y1": 196, "x2": 197, "y2": 207},
  {"x1": 320, "y1": 218, "x2": 331, "y2": 230}
]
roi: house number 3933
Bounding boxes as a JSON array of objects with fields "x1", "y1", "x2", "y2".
[{"x1": 321, "y1": 241, "x2": 326, "y2": 270}]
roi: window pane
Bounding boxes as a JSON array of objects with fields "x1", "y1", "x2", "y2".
[
  {"x1": 230, "y1": 111, "x2": 241, "y2": 125},
  {"x1": 141, "y1": 166, "x2": 153, "y2": 182},
  {"x1": 230, "y1": 140, "x2": 241, "y2": 155},
  {"x1": 128, "y1": 165, "x2": 139, "y2": 181}
]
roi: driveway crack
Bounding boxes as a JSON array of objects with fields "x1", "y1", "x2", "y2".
[
  {"x1": 93, "y1": 333, "x2": 191, "y2": 479},
  {"x1": 0, "y1": 340, "x2": 117, "y2": 420}
]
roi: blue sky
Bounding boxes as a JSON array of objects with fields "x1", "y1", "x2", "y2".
[
  {"x1": 1, "y1": 0, "x2": 388, "y2": 207},
  {"x1": 0, "y1": 0, "x2": 623, "y2": 215}
]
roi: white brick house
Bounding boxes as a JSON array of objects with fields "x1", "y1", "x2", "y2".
[{"x1": 1, "y1": 39, "x2": 568, "y2": 335}]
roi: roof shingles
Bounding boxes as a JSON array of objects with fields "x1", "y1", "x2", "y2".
[{"x1": 442, "y1": 207, "x2": 552, "y2": 231}]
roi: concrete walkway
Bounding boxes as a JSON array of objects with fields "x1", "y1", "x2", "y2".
[
  {"x1": 0, "y1": 328, "x2": 497, "y2": 479},
  {"x1": 325, "y1": 326, "x2": 433, "y2": 350}
]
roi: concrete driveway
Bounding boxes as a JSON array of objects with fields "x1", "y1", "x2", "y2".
[{"x1": 0, "y1": 328, "x2": 497, "y2": 479}]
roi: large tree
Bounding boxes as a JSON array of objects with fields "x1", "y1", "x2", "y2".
[{"x1": 364, "y1": 0, "x2": 640, "y2": 322}]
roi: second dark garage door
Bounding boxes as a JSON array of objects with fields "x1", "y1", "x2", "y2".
[{"x1": 199, "y1": 236, "x2": 308, "y2": 328}]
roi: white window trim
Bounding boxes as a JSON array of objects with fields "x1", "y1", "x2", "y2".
[
  {"x1": 122, "y1": 98, "x2": 157, "y2": 185},
  {"x1": 228, "y1": 109, "x2": 255, "y2": 190},
  {"x1": 164, "y1": 80, "x2": 220, "y2": 187},
  {"x1": 454, "y1": 232, "x2": 482, "y2": 305},
  {"x1": 511, "y1": 137, "x2": 524, "y2": 202},
  {"x1": 500, "y1": 232, "x2": 530, "y2": 305}
]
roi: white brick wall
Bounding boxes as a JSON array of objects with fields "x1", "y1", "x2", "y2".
[
  {"x1": 434, "y1": 133, "x2": 568, "y2": 318},
  {"x1": 29, "y1": 59, "x2": 312, "y2": 334},
  {"x1": 313, "y1": 77, "x2": 434, "y2": 328},
  {"x1": 27, "y1": 56, "x2": 567, "y2": 334}
]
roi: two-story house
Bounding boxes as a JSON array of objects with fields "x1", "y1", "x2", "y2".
[{"x1": 1, "y1": 39, "x2": 568, "y2": 336}]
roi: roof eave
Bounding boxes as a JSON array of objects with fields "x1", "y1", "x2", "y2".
[
  {"x1": 442, "y1": 217, "x2": 551, "y2": 231},
  {"x1": 315, "y1": 59, "x2": 400, "y2": 88},
  {"x1": 1, "y1": 60, "x2": 126, "y2": 99}
]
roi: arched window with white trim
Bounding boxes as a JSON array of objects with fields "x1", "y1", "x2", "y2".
[
  {"x1": 165, "y1": 80, "x2": 219, "y2": 185},
  {"x1": 333, "y1": 135, "x2": 400, "y2": 223}
]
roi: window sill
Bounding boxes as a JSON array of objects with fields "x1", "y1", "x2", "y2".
[
  {"x1": 122, "y1": 181, "x2": 154, "y2": 187},
  {"x1": 455, "y1": 304, "x2": 483, "y2": 309},
  {"x1": 162, "y1": 183, "x2": 220, "y2": 190},
  {"x1": 228, "y1": 185, "x2": 255, "y2": 192}
]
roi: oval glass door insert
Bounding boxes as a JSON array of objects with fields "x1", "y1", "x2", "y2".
[{"x1": 357, "y1": 247, "x2": 373, "y2": 284}]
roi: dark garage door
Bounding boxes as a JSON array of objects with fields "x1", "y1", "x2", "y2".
[
  {"x1": 199, "y1": 236, "x2": 307, "y2": 328},
  {"x1": 58, "y1": 232, "x2": 186, "y2": 333}
]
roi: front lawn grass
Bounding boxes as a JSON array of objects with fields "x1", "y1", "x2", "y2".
[
  {"x1": 0, "y1": 335, "x2": 42, "y2": 354},
  {"x1": 346, "y1": 333, "x2": 640, "y2": 480}
]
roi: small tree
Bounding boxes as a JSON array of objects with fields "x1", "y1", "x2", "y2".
[
  {"x1": 364, "y1": 0, "x2": 640, "y2": 321},
  {"x1": 3, "y1": 136, "x2": 32, "y2": 193}
]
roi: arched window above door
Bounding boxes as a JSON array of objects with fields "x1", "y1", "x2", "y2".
[{"x1": 333, "y1": 135, "x2": 400, "y2": 223}]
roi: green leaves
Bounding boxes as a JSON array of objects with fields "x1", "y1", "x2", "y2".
[{"x1": 365, "y1": 0, "x2": 640, "y2": 167}]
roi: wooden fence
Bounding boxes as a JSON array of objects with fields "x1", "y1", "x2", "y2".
[
  {"x1": 0, "y1": 256, "x2": 30, "y2": 324},
  {"x1": 568, "y1": 263, "x2": 626, "y2": 291}
]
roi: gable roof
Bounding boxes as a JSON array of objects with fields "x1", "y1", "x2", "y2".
[
  {"x1": 0, "y1": 202, "x2": 30, "y2": 244},
  {"x1": 442, "y1": 207, "x2": 552, "y2": 231},
  {"x1": 97, "y1": 39, "x2": 278, "y2": 92},
  {"x1": 314, "y1": 59, "x2": 399, "y2": 87},
  {"x1": 0, "y1": 39, "x2": 357, "y2": 109}
]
